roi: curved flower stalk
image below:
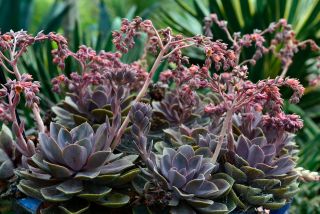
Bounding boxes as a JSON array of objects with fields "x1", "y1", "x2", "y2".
[
  {"x1": 130, "y1": 102, "x2": 231, "y2": 213},
  {"x1": 16, "y1": 122, "x2": 139, "y2": 213}
]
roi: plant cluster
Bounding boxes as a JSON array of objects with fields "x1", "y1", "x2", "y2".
[{"x1": 0, "y1": 14, "x2": 319, "y2": 213}]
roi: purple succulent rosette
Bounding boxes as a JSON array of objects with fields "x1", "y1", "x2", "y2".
[{"x1": 16, "y1": 122, "x2": 139, "y2": 213}]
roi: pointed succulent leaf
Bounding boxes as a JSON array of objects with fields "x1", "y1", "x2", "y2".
[
  {"x1": 246, "y1": 194, "x2": 273, "y2": 205},
  {"x1": 70, "y1": 122, "x2": 94, "y2": 141},
  {"x1": 240, "y1": 166, "x2": 265, "y2": 180},
  {"x1": 74, "y1": 170, "x2": 100, "y2": 180},
  {"x1": 100, "y1": 155, "x2": 137, "y2": 174},
  {"x1": 57, "y1": 180, "x2": 84, "y2": 195},
  {"x1": 73, "y1": 114, "x2": 88, "y2": 125},
  {"x1": 96, "y1": 192, "x2": 130, "y2": 208},
  {"x1": 112, "y1": 168, "x2": 140, "y2": 186},
  {"x1": 41, "y1": 186, "x2": 72, "y2": 202},
  {"x1": 62, "y1": 144, "x2": 88, "y2": 171},
  {"x1": 185, "y1": 179, "x2": 218, "y2": 197},
  {"x1": 49, "y1": 123, "x2": 64, "y2": 142},
  {"x1": 58, "y1": 199, "x2": 90, "y2": 214},
  {"x1": 177, "y1": 145, "x2": 195, "y2": 160},
  {"x1": 185, "y1": 197, "x2": 213, "y2": 208},
  {"x1": 78, "y1": 185, "x2": 112, "y2": 201},
  {"x1": 195, "y1": 202, "x2": 229, "y2": 214},
  {"x1": 172, "y1": 152, "x2": 188, "y2": 170},
  {"x1": 172, "y1": 186, "x2": 194, "y2": 199},
  {"x1": 17, "y1": 180, "x2": 43, "y2": 200},
  {"x1": 44, "y1": 160, "x2": 73, "y2": 178},
  {"x1": 84, "y1": 151, "x2": 109, "y2": 170},
  {"x1": 57, "y1": 128, "x2": 72, "y2": 149},
  {"x1": 247, "y1": 144, "x2": 265, "y2": 166},
  {"x1": 168, "y1": 168, "x2": 186, "y2": 188},
  {"x1": 236, "y1": 135, "x2": 250, "y2": 159}
]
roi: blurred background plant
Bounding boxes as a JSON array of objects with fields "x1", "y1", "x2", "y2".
[{"x1": 0, "y1": 0, "x2": 319, "y2": 213}]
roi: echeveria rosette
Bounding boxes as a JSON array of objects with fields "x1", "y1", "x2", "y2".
[
  {"x1": 16, "y1": 122, "x2": 139, "y2": 213},
  {"x1": 53, "y1": 67, "x2": 138, "y2": 129},
  {"x1": 135, "y1": 145, "x2": 231, "y2": 214},
  {"x1": 222, "y1": 134, "x2": 299, "y2": 211}
]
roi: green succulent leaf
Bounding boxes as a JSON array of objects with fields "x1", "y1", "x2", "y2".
[
  {"x1": 78, "y1": 185, "x2": 112, "y2": 201},
  {"x1": 224, "y1": 163, "x2": 247, "y2": 183},
  {"x1": 57, "y1": 180, "x2": 84, "y2": 195},
  {"x1": 195, "y1": 202, "x2": 229, "y2": 214},
  {"x1": 58, "y1": 199, "x2": 90, "y2": 214},
  {"x1": 96, "y1": 192, "x2": 130, "y2": 208},
  {"x1": 41, "y1": 186, "x2": 72, "y2": 202}
]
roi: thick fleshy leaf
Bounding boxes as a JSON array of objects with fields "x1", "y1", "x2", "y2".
[
  {"x1": 224, "y1": 163, "x2": 247, "y2": 183},
  {"x1": 84, "y1": 151, "x2": 109, "y2": 170},
  {"x1": 57, "y1": 128, "x2": 72, "y2": 149},
  {"x1": 262, "y1": 199, "x2": 286, "y2": 209},
  {"x1": 17, "y1": 180, "x2": 43, "y2": 200},
  {"x1": 112, "y1": 168, "x2": 140, "y2": 186},
  {"x1": 75, "y1": 138, "x2": 93, "y2": 155},
  {"x1": 247, "y1": 194, "x2": 273, "y2": 205},
  {"x1": 236, "y1": 135, "x2": 250, "y2": 159},
  {"x1": 172, "y1": 152, "x2": 188, "y2": 171},
  {"x1": 94, "y1": 123, "x2": 109, "y2": 151},
  {"x1": 177, "y1": 145, "x2": 195, "y2": 160},
  {"x1": 74, "y1": 170, "x2": 100, "y2": 180},
  {"x1": 251, "y1": 179, "x2": 281, "y2": 189},
  {"x1": 251, "y1": 137, "x2": 267, "y2": 146},
  {"x1": 49, "y1": 123, "x2": 64, "y2": 142},
  {"x1": 63, "y1": 144, "x2": 88, "y2": 171},
  {"x1": 78, "y1": 185, "x2": 112, "y2": 201},
  {"x1": 39, "y1": 133, "x2": 57, "y2": 163},
  {"x1": 160, "y1": 154, "x2": 171, "y2": 178},
  {"x1": 185, "y1": 179, "x2": 218, "y2": 197},
  {"x1": 247, "y1": 145, "x2": 264, "y2": 166},
  {"x1": 195, "y1": 202, "x2": 229, "y2": 214},
  {"x1": 186, "y1": 197, "x2": 213, "y2": 208},
  {"x1": 168, "y1": 169, "x2": 186, "y2": 188},
  {"x1": 188, "y1": 155, "x2": 203, "y2": 173},
  {"x1": 70, "y1": 122, "x2": 94, "y2": 141},
  {"x1": 97, "y1": 192, "x2": 130, "y2": 208},
  {"x1": 163, "y1": 147, "x2": 176, "y2": 161},
  {"x1": 268, "y1": 157, "x2": 295, "y2": 176},
  {"x1": 100, "y1": 155, "x2": 137, "y2": 174},
  {"x1": 197, "y1": 162, "x2": 215, "y2": 178},
  {"x1": 240, "y1": 166, "x2": 265, "y2": 180},
  {"x1": 234, "y1": 184, "x2": 262, "y2": 197},
  {"x1": 44, "y1": 160, "x2": 73, "y2": 178},
  {"x1": 57, "y1": 180, "x2": 83, "y2": 195},
  {"x1": 41, "y1": 186, "x2": 72, "y2": 202},
  {"x1": 58, "y1": 199, "x2": 90, "y2": 214},
  {"x1": 92, "y1": 90, "x2": 108, "y2": 107},
  {"x1": 172, "y1": 186, "x2": 194, "y2": 199}
]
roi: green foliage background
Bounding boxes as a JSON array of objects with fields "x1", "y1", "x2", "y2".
[{"x1": 0, "y1": 0, "x2": 319, "y2": 213}]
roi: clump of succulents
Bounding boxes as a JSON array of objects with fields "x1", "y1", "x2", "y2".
[
  {"x1": 130, "y1": 102, "x2": 231, "y2": 213},
  {"x1": 0, "y1": 13, "x2": 318, "y2": 214},
  {"x1": 17, "y1": 121, "x2": 139, "y2": 212}
]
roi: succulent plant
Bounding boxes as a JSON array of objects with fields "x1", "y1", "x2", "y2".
[
  {"x1": 134, "y1": 145, "x2": 232, "y2": 213},
  {"x1": 52, "y1": 83, "x2": 136, "y2": 130},
  {"x1": 16, "y1": 122, "x2": 139, "y2": 213},
  {"x1": 219, "y1": 113, "x2": 300, "y2": 211},
  {"x1": 129, "y1": 103, "x2": 231, "y2": 213}
]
